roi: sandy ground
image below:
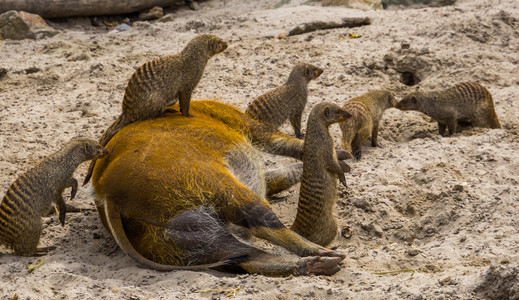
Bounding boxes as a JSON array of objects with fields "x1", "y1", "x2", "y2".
[{"x1": 1, "y1": 0, "x2": 519, "y2": 299}]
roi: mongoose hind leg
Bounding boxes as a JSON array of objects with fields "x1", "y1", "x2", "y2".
[
  {"x1": 265, "y1": 162, "x2": 303, "y2": 196},
  {"x1": 438, "y1": 122, "x2": 447, "y2": 136},
  {"x1": 352, "y1": 134, "x2": 362, "y2": 160},
  {"x1": 290, "y1": 112, "x2": 303, "y2": 139},
  {"x1": 371, "y1": 123, "x2": 379, "y2": 147},
  {"x1": 446, "y1": 119, "x2": 458, "y2": 136},
  {"x1": 13, "y1": 220, "x2": 43, "y2": 256},
  {"x1": 179, "y1": 90, "x2": 194, "y2": 117}
]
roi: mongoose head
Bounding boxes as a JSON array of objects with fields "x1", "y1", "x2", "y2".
[
  {"x1": 290, "y1": 63, "x2": 324, "y2": 83},
  {"x1": 371, "y1": 90, "x2": 397, "y2": 109},
  {"x1": 183, "y1": 34, "x2": 228, "y2": 59},
  {"x1": 78, "y1": 139, "x2": 110, "y2": 160},
  {"x1": 310, "y1": 102, "x2": 352, "y2": 127},
  {"x1": 396, "y1": 92, "x2": 423, "y2": 111}
]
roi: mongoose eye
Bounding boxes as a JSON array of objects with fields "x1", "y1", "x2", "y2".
[{"x1": 411, "y1": 96, "x2": 418, "y2": 104}]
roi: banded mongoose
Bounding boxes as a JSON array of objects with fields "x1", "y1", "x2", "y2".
[
  {"x1": 91, "y1": 100, "x2": 349, "y2": 276},
  {"x1": 396, "y1": 82, "x2": 501, "y2": 136},
  {"x1": 291, "y1": 103, "x2": 352, "y2": 247},
  {"x1": 83, "y1": 34, "x2": 228, "y2": 185},
  {"x1": 0, "y1": 139, "x2": 108, "y2": 256},
  {"x1": 245, "y1": 63, "x2": 323, "y2": 138},
  {"x1": 339, "y1": 90, "x2": 396, "y2": 160}
]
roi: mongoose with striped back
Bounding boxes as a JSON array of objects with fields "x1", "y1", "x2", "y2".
[
  {"x1": 245, "y1": 63, "x2": 323, "y2": 139},
  {"x1": 339, "y1": 90, "x2": 396, "y2": 160},
  {"x1": 396, "y1": 82, "x2": 501, "y2": 136},
  {"x1": 0, "y1": 138, "x2": 108, "y2": 256},
  {"x1": 291, "y1": 103, "x2": 352, "y2": 247},
  {"x1": 83, "y1": 34, "x2": 228, "y2": 185},
  {"x1": 91, "y1": 100, "x2": 352, "y2": 275}
]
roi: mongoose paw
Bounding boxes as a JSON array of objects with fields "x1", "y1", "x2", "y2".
[
  {"x1": 338, "y1": 160, "x2": 351, "y2": 173},
  {"x1": 305, "y1": 256, "x2": 343, "y2": 276},
  {"x1": 353, "y1": 149, "x2": 362, "y2": 160},
  {"x1": 336, "y1": 149, "x2": 353, "y2": 160},
  {"x1": 185, "y1": 113, "x2": 194, "y2": 118},
  {"x1": 59, "y1": 210, "x2": 66, "y2": 226}
]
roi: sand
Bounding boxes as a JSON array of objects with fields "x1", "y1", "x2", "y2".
[{"x1": 1, "y1": 0, "x2": 518, "y2": 298}]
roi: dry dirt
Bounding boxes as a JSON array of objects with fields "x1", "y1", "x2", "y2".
[{"x1": 1, "y1": 0, "x2": 518, "y2": 299}]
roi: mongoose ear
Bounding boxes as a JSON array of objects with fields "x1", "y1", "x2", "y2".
[
  {"x1": 209, "y1": 37, "x2": 219, "y2": 53},
  {"x1": 324, "y1": 107, "x2": 331, "y2": 118},
  {"x1": 84, "y1": 142, "x2": 93, "y2": 154},
  {"x1": 305, "y1": 66, "x2": 312, "y2": 78},
  {"x1": 411, "y1": 96, "x2": 418, "y2": 104}
]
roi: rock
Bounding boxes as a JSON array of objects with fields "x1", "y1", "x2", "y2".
[
  {"x1": 382, "y1": 0, "x2": 457, "y2": 9},
  {"x1": 114, "y1": 23, "x2": 130, "y2": 32},
  {"x1": 157, "y1": 14, "x2": 175, "y2": 23},
  {"x1": 0, "y1": 10, "x2": 57, "y2": 40},
  {"x1": 321, "y1": 0, "x2": 383, "y2": 10},
  {"x1": 138, "y1": 6, "x2": 164, "y2": 21},
  {"x1": 474, "y1": 263, "x2": 519, "y2": 299}
]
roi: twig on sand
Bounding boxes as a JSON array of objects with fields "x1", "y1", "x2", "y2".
[
  {"x1": 288, "y1": 17, "x2": 371, "y2": 36},
  {"x1": 371, "y1": 268, "x2": 417, "y2": 282},
  {"x1": 194, "y1": 286, "x2": 241, "y2": 297},
  {"x1": 27, "y1": 258, "x2": 44, "y2": 273}
]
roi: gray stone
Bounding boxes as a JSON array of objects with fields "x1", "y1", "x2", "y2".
[
  {"x1": 0, "y1": 10, "x2": 57, "y2": 40},
  {"x1": 114, "y1": 23, "x2": 131, "y2": 32}
]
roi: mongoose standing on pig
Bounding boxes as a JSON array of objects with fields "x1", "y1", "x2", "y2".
[
  {"x1": 339, "y1": 90, "x2": 396, "y2": 160},
  {"x1": 396, "y1": 82, "x2": 501, "y2": 136},
  {"x1": 83, "y1": 34, "x2": 228, "y2": 185},
  {"x1": 245, "y1": 63, "x2": 323, "y2": 138},
  {"x1": 291, "y1": 103, "x2": 352, "y2": 247},
  {"x1": 0, "y1": 139, "x2": 109, "y2": 256}
]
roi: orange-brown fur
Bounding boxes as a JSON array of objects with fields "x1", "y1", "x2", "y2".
[{"x1": 91, "y1": 100, "x2": 347, "y2": 276}]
